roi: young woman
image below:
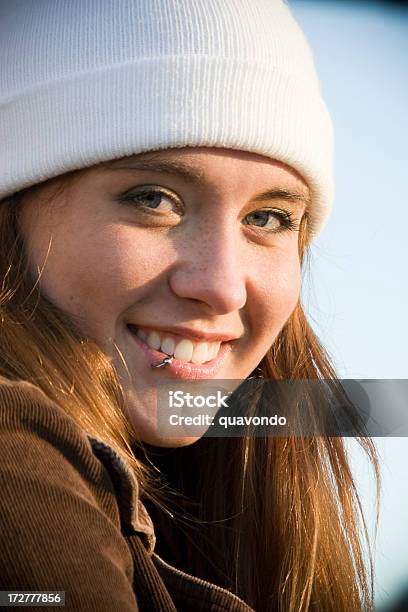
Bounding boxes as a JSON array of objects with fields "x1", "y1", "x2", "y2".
[{"x1": 0, "y1": 1, "x2": 378, "y2": 610}]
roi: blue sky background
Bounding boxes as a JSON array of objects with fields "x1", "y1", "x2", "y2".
[{"x1": 288, "y1": 1, "x2": 408, "y2": 608}]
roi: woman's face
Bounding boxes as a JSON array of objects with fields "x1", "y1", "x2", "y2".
[{"x1": 19, "y1": 147, "x2": 309, "y2": 445}]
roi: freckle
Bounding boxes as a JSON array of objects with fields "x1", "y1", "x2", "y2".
[{"x1": 69, "y1": 295, "x2": 74, "y2": 301}]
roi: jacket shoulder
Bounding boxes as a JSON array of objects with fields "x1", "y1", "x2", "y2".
[
  {"x1": 0, "y1": 375, "x2": 155, "y2": 548},
  {"x1": 0, "y1": 376, "x2": 113, "y2": 504},
  {"x1": 0, "y1": 376, "x2": 140, "y2": 611}
]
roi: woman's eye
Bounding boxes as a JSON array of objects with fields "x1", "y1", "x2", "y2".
[
  {"x1": 243, "y1": 209, "x2": 297, "y2": 233},
  {"x1": 119, "y1": 186, "x2": 181, "y2": 215}
]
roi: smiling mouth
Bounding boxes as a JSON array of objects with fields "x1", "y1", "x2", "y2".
[{"x1": 127, "y1": 324, "x2": 222, "y2": 365}]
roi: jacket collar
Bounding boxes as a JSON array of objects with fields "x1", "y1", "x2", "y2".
[{"x1": 87, "y1": 435, "x2": 156, "y2": 554}]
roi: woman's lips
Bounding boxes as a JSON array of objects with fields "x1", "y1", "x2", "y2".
[{"x1": 127, "y1": 325, "x2": 232, "y2": 380}]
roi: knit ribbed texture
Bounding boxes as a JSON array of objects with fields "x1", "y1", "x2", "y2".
[{"x1": 0, "y1": 0, "x2": 334, "y2": 237}]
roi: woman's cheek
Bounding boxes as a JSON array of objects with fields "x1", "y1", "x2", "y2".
[
  {"x1": 258, "y1": 251, "x2": 301, "y2": 316},
  {"x1": 112, "y1": 230, "x2": 176, "y2": 285}
]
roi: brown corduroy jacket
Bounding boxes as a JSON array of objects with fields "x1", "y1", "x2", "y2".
[{"x1": 0, "y1": 377, "x2": 254, "y2": 611}]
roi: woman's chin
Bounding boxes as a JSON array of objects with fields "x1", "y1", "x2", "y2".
[{"x1": 123, "y1": 389, "x2": 212, "y2": 447}]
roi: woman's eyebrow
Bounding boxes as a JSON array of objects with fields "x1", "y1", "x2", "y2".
[
  {"x1": 107, "y1": 157, "x2": 311, "y2": 208},
  {"x1": 107, "y1": 157, "x2": 206, "y2": 185},
  {"x1": 252, "y1": 188, "x2": 311, "y2": 209}
]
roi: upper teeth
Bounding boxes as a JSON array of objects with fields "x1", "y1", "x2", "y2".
[{"x1": 135, "y1": 328, "x2": 221, "y2": 365}]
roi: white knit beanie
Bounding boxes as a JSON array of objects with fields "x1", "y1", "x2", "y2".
[{"x1": 0, "y1": 0, "x2": 334, "y2": 238}]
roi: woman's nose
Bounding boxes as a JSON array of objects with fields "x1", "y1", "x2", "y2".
[{"x1": 168, "y1": 230, "x2": 247, "y2": 314}]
